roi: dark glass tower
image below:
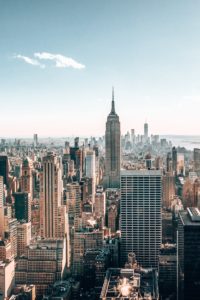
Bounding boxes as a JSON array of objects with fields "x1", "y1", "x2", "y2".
[
  {"x1": 104, "y1": 88, "x2": 121, "y2": 188},
  {"x1": 178, "y1": 208, "x2": 200, "y2": 300},
  {"x1": 13, "y1": 192, "x2": 31, "y2": 222},
  {"x1": 0, "y1": 155, "x2": 9, "y2": 187},
  {"x1": 172, "y1": 146, "x2": 177, "y2": 175}
]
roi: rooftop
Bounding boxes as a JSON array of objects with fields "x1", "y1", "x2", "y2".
[
  {"x1": 179, "y1": 207, "x2": 200, "y2": 226},
  {"x1": 120, "y1": 169, "x2": 162, "y2": 177},
  {"x1": 100, "y1": 268, "x2": 158, "y2": 300}
]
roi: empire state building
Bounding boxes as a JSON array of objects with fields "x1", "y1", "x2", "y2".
[{"x1": 104, "y1": 89, "x2": 121, "y2": 188}]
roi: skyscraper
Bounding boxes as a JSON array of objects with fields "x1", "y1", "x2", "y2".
[
  {"x1": 104, "y1": 88, "x2": 121, "y2": 188},
  {"x1": 172, "y1": 147, "x2": 177, "y2": 175},
  {"x1": 0, "y1": 176, "x2": 4, "y2": 238},
  {"x1": 177, "y1": 153, "x2": 185, "y2": 176},
  {"x1": 13, "y1": 192, "x2": 31, "y2": 223},
  {"x1": 162, "y1": 173, "x2": 175, "y2": 208},
  {"x1": 193, "y1": 148, "x2": 200, "y2": 173},
  {"x1": 40, "y1": 152, "x2": 64, "y2": 238},
  {"x1": 178, "y1": 208, "x2": 200, "y2": 300},
  {"x1": 33, "y1": 134, "x2": 38, "y2": 147},
  {"x1": 21, "y1": 158, "x2": 33, "y2": 198},
  {"x1": 120, "y1": 170, "x2": 162, "y2": 268},
  {"x1": 0, "y1": 155, "x2": 9, "y2": 187},
  {"x1": 144, "y1": 122, "x2": 148, "y2": 141},
  {"x1": 85, "y1": 150, "x2": 96, "y2": 180},
  {"x1": 166, "y1": 152, "x2": 173, "y2": 174}
]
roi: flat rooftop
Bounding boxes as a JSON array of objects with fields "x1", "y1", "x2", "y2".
[
  {"x1": 121, "y1": 170, "x2": 162, "y2": 177},
  {"x1": 100, "y1": 268, "x2": 158, "y2": 300},
  {"x1": 179, "y1": 207, "x2": 200, "y2": 226}
]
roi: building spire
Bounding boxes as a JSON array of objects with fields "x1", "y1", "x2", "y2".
[{"x1": 111, "y1": 86, "x2": 115, "y2": 114}]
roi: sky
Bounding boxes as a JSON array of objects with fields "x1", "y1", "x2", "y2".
[{"x1": 1, "y1": 0, "x2": 200, "y2": 137}]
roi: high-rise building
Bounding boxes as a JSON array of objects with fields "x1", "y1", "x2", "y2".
[
  {"x1": 73, "y1": 230, "x2": 103, "y2": 276},
  {"x1": 13, "y1": 192, "x2": 31, "y2": 223},
  {"x1": 108, "y1": 204, "x2": 118, "y2": 234},
  {"x1": 0, "y1": 176, "x2": 4, "y2": 238},
  {"x1": 159, "y1": 244, "x2": 176, "y2": 299},
  {"x1": 193, "y1": 148, "x2": 200, "y2": 173},
  {"x1": 172, "y1": 147, "x2": 177, "y2": 175},
  {"x1": 131, "y1": 129, "x2": 135, "y2": 145},
  {"x1": 17, "y1": 222, "x2": 31, "y2": 257},
  {"x1": 33, "y1": 134, "x2": 38, "y2": 147},
  {"x1": 75, "y1": 148, "x2": 83, "y2": 179},
  {"x1": 178, "y1": 207, "x2": 200, "y2": 300},
  {"x1": 0, "y1": 240, "x2": 12, "y2": 261},
  {"x1": 162, "y1": 172, "x2": 175, "y2": 208},
  {"x1": 144, "y1": 122, "x2": 148, "y2": 141},
  {"x1": 94, "y1": 191, "x2": 106, "y2": 219},
  {"x1": 120, "y1": 170, "x2": 162, "y2": 268},
  {"x1": 85, "y1": 150, "x2": 96, "y2": 179},
  {"x1": 104, "y1": 89, "x2": 121, "y2": 189},
  {"x1": 166, "y1": 152, "x2": 173, "y2": 174},
  {"x1": 0, "y1": 155, "x2": 9, "y2": 187},
  {"x1": 40, "y1": 152, "x2": 64, "y2": 238},
  {"x1": 85, "y1": 150, "x2": 96, "y2": 201},
  {"x1": 21, "y1": 158, "x2": 33, "y2": 198},
  {"x1": 177, "y1": 153, "x2": 185, "y2": 176},
  {"x1": 4, "y1": 217, "x2": 18, "y2": 258}
]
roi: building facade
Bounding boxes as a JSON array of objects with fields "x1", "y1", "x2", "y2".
[
  {"x1": 120, "y1": 170, "x2": 162, "y2": 268},
  {"x1": 40, "y1": 152, "x2": 64, "y2": 238},
  {"x1": 178, "y1": 208, "x2": 200, "y2": 300}
]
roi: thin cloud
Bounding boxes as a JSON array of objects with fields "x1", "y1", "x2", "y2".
[
  {"x1": 14, "y1": 54, "x2": 45, "y2": 68},
  {"x1": 34, "y1": 52, "x2": 85, "y2": 69}
]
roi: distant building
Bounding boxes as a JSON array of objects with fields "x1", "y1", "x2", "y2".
[
  {"x1": 85, "y1": 150, "x2": 96, "y2": 201},
  {"x1": 193, "y1": 148, "x2": 200, "y2": 173},
  {"x1": 166, "y1": 152, "x2": 173, "y2": 173},
  {"x1": 144, "y1": 122, "x2": 148, "y2": 142},
  {"x1": 172, "y1": 147, "x2": 177, "y2": 175},
  {"x1": 33, "y1": 134, "x2": 38, "y2": 147},
  {"x1": 177, "y1": 153, "x2": 185, "y2": 176}
]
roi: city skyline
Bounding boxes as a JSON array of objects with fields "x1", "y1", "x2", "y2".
[{"x1": 1, "y1": 0, "x2": 200, "y2": 136}]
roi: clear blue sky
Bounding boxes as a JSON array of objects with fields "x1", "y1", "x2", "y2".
[{"x1": 1, "y1": 0, "x2": 200, "y2": 137}]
